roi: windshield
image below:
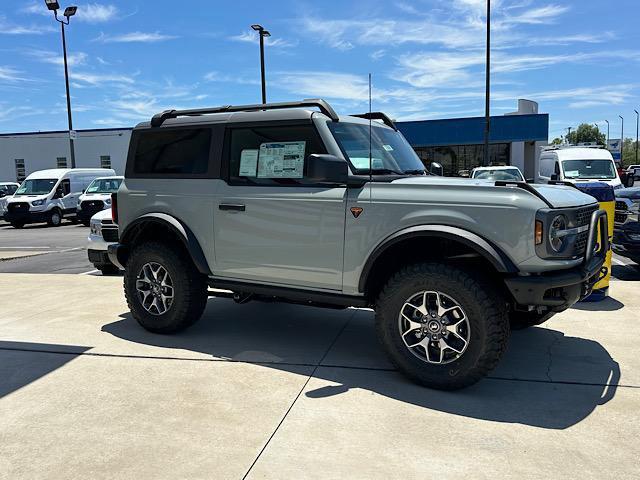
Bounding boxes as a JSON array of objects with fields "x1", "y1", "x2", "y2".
[
  {"x1": 85, "y1": 178, "x2": 122, "y2": 194},
  {"x1": 14, "y1": 179, "x2": 57, "y2": 196},
  {"x1": 562, "y1": 159, "x2": 617, "y2": 180},
  {"x1": 473, "y1": 169, "x2": 523, "y2": 181},
  {"x1": 329, "y1": 123, "x2": 425, "y2": 175}
]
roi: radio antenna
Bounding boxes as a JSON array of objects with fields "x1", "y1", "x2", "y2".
[{"x1": 368, "y1": 73, "x2": 372, "y2": 203}]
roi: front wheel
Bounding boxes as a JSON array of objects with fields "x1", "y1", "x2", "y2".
[
  {"x1": 124, "y1": 241, "x2": 208, "y2": 334},
  {"x1": 47, "y1": 209, "x2": 62, "y2": 227},
  {"x1": 376, "y1": 262, "x2": 509, "y2": 390}
]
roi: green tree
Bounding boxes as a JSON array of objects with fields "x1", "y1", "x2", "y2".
[
  {"x1": 551, "y1": 137, "x2": 563, "y2": 145},
  {"x1": 621, "y1": 138, "x2": 640, "y2": 167},
  {"x1": 566, "y1": 124, "x2": 606, "y2": 145}
]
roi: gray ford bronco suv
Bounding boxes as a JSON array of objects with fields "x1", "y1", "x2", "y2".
[{"x1": 109, "y1": 99, "x2": 608, "y2": 390}]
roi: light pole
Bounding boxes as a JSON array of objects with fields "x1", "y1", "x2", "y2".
[
  {"x1": 605, "y1": 119, "x2": 610, "y2": 147},
  {"x1": 45, "y1": 0, "x2": 77, "y2": 168},
  {"x1": 635, "y1": 109, "x2": 639, "y2": 164},
  {"x1": 483, "y1": 0, "x2": 491, "y2": 166},
  {"x1": 619, "y1": 115, "x2": 624, "y2": 165},
  {"x1": 251, "y1": 24, "x2": 270, "y2": 104}
]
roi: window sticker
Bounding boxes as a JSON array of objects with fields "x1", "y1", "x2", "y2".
[
  {"x1": 257, "y1": 141, "x2": 306, "y2": 178},
  {"x1": 350, "y1": 157, "x2": 384, "y2": 170},
  {"x1": 239, "y1": 149, "x2": 259, "y2": 177},
  {"x1": 382, "y1": 144, "x2": 394, "y2": 151},
  {"x1": 564, "y1": 170, "x2": 580, "y2": 178}
]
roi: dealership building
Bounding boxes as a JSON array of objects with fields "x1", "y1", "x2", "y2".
[{"x1": 0, "y1": 99, "x2": 548, "y2": 183}]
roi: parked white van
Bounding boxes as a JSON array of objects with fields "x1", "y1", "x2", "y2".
[
  {"x1": 77, "y1": 176, "x2": 123, "y2": 226},
  {"x1": 538, "y1": 146, "x2": 622, "y2": 189},
  {"x1": 5, "y1": 168, "x2": 116, "y2": 228}
]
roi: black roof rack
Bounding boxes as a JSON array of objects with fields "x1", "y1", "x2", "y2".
[
  {"x1": 350, "y1": 112, "x2": 397, "y2": 130},
  {"x1": 494, "y1": 180, "x2": 554, "y2": 208},
  {"x1": 150, "y1": 99, "x2": 339, "y2": 127}
]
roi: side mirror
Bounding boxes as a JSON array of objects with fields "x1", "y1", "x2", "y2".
[
  {"x1": 54, "y1": 187, "x2": 64, "y2": 199},
  {"x1": 626, "y1": 175, "x2": 635, "y2": 188},
  {"x1": 550, "y1": 173, "x2": 559, "y2": 181},
  {"x1": 526, "y1": 178, "x2": 535, "y2": 184},
  {"x1": 307, "y1": 154, "x2": 348, "y2": 184},
  {"x1": 429, "y1": 162, "x2": 444, "y2": 176},
  {"x1": 0, "y1": 191, "x2": 5, "y2": 198}
]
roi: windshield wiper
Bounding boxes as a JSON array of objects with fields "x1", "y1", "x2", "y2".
[{"x1": 368, "y1": 168, "x2": 405, "y2": 176}]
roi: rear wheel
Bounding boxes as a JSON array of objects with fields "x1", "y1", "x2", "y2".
[
  {"x1": 47, "y1": 209, "x2": 62, "y2": 227},
  {"x1": 124, "y1": 241, "x2": 208, "y2": 334},
  {"x1": 375, "y1": 262, "x2": 509, "y2": 390}
]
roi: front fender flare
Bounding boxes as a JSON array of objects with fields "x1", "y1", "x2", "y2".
[
  {"x1": 358, "y1": 225, "x2": 518, "y2": 293},
  {"x1": 120, "y1": 213, "x2": 211, "y2": 275}
]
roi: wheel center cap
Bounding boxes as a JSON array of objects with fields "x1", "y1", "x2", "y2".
[{"x1": 428, "y1": 320, "x2": 441, "y2": 333}]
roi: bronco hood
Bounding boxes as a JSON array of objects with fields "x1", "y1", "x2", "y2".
[{"x1": 391, "y1": 176, "x2": 598, "y2": 208}]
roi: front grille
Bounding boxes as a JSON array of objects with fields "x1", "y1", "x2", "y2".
[
  {"x1": 615, "y1": 212, "x2": 627, "y2": 224},
  {"x1": 7, "y1": 202, "x2": 29, "y2": 213},
  {"x1": 576, "y1": 205, "x2": 598, "y2": 227},
  {"x1": 616, "y1": 200, "x2": 628, "y2": 211},
  {"x1": 101, "y1": 227, "x2": 119, "y2": 242},
  {"x1": 81, "y1": 200, "x2": 104, "y2": 212},
  {"x1": 573, "y1": 205, "x2": 597, "y2": 257}
]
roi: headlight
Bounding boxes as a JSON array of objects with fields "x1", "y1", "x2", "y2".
[
  {"x1": 548, "y1": 214, "x2": 568, "y2": 252},
  {"x1": 31, "y1": 199, "x2": 44, "y2": 206}
]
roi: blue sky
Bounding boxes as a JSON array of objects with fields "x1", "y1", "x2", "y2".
[{"x1": 1, "y1": 0, "x2": 639, "y2": 140}]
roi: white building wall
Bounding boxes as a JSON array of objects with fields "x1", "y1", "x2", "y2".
[{"x1": 0, "y1": 129, "x2": 131, "y2": 182}]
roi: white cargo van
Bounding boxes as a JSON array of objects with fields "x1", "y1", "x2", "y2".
[
  {"x1": 0, "y1": 182, "x2": 20, "y2": 220},
  {"x1": 538, "y1": 146, "x2": 622, "y2": 189},
  {"x1": 5, "y1": 168, "x2": 116, "y2": 228},
  {"x1": 76, "y1": 176, "x2": 123, "y2": 226}
]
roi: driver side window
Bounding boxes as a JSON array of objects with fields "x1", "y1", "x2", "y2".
[{"x1": 59, "y1": 179, "x2": 71, "y2": 197}]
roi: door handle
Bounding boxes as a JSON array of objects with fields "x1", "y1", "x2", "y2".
[{"x1": 219, "y1": 203, "x2": 246, "y2": 212}]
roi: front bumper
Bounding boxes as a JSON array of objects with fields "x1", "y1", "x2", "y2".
[
  {"x1": 612, "y1": 223, "x2": 640, "y2": 259},
  {"x1": 107, "y1": 243, "x2": 128, "y2": 271},
  {"x1": 505, "y1": 209, "x2": 609, "y2": 309},
  {"x1": 4, "y1": 210, "x2": 49, "y2": 224},
  {"x1": 88, "y1": 249, "x2": 111, "y2": 266}
]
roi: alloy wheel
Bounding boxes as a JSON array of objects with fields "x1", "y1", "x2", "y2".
[
  {"x1": 398, "y1": 290, "x2": 470, "y2": 365},
  {"x1": 136, "y1": 262, "x2": 174, "y2": 315}
]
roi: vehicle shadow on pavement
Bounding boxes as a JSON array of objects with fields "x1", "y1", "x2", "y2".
[
  {"x1": 102, "y1": 299, "x2": 620, "y2": 430},
  {"x1": 0, "y1": 341, "x2": 90, "y2": 398},
  {"x1": 571, "y1": 296, "x2": 625, "y2": 311},
  {"x1": 611, "y1": 264, "x2": 640, "y2": 281}
]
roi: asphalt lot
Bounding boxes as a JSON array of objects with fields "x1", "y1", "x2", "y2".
[{"x1": 1, "y1": 219, "x2": 639, "y2": 478}]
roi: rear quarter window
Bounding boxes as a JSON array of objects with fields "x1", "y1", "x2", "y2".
[{"x1": 129, "y1": 127, "x2": 213, "y2": 177}]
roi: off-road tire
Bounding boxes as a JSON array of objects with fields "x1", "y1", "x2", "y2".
[
  {"x1": 509, "y1": 310, "x2": 556, "y2": 330},
  {"x1": 47, "y1": 208, "x2": 62, "y2": 227},
  {"x1": 375, "y1": 262, "x2": 509, "y2": 390},
  {"x1": 124, "y1": 241, "x2": 208, "y2": 334}
]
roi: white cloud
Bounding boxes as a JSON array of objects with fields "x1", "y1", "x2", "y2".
[
  {"x1": 203, "y1": 71, "x2": 260, "y2": 85},
  {"x1": 27, "y1": 49, "x2": 88, "y2": 67},
  {"x1": 0, "y1": 66, "x2": 26, "y2": 82},
  {"x1": 93, "y1": 31, "x2": 177, "y2": 43},
  {"x1": 75, "y1": 3, "x2": 118, "y2": 23},
  {"x1": 370, "y1": 49, "x2": 386, "y2": 61},
  {"x1": 70, "y1": 71, "x2": 136, "y2": 86},
  {"x1": 504, "y1": 4, "x2": 570, "y2": 25},
  {"x1": 229, "y1": 31, "x2": 297, "y2": 48},
  {"x1": 0, "y1": 15, "x2": 55, "y2": 34},
  {"x1": 21, "y1": 2, "x2": 118, "y2": 23}
]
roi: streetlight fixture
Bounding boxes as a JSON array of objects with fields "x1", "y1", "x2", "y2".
[
  {"x1": 604, "y1": 119, "x2": 610, "y2": 148},
  {"x1": 44, "y1": 0, "x2": 78, "y2": 168},
  {"x1": 483, "y1": 0, "x2": 491, "y2": 166},
  {"x1": 635, "y1": 110, "x2": 639, "y2": 164},
  {"x1": 251, "y1": 24, "x2": 270, "y2": 104},
  {"x1": 619, "y1": 115, "x2": 624, "y2": 165}
]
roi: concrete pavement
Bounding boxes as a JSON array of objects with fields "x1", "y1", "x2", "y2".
[{"x1": 0, "y1": 273, "x2": 639, "y2": 479}]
